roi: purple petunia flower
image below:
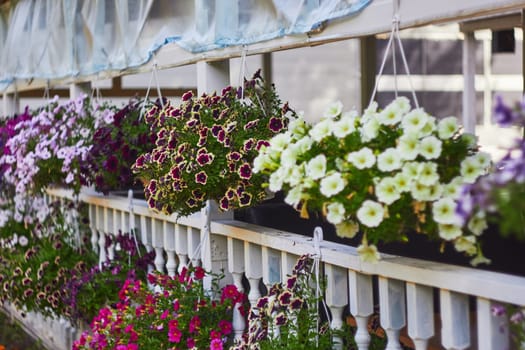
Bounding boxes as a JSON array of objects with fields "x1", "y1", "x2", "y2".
[
  {"x1": 182, "y1": 91, "x2": 193, "y2": 101},
  {"x1": 211, "y1": 125, "x2": 223, "y2": 137},
  {"x1": 289, "y1": 297, "x2": 303, "y2": 310},
  {"x1": 493, "y1": 95, "x2": 517, "y2": 126},
  {"x1": 195, "y1": 171, "x2": 208, "y2": 185},
  {"x1": 238, "y1": 163, "x2": 252, "y2": 179},
  {"x1": 170, "y1": 166, "x2": 181, "y2": 180},
  {"x1": 256, "y1": 140, "x2": 270, "y2": 151},
  {"x1": 196, "y1": 153, "x2": 214, "y2": 166},
  {"x1": 104, "y1": 155, "x2": 119, "y2": 172},
  {"x1": 268, "y1": 117, "x2": 284, "y2": 132},
  {"x1": 219, "y1": 197, "x2": 230, "y2": 211},
  {"x1": 243, "y1": 139, "x2": 254, "y2": 152},
  {"x1": 274, "y1": 312, "x2": 287, "y2": 326}
]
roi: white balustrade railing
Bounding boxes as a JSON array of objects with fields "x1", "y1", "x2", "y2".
[{"x1": 45, "y1": 186, "x2": 525, "y2": 350}]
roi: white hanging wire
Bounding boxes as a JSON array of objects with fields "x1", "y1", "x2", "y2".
[
  {"x1": 139, "y1": 59, "x2": 165, "y2": 120},
  {"x1": 43, "y1": 79, "x2": 51, "y2": 113},
  {"x1": 311, "y1": 226, "x2": 331, "y2": 347},
  {"x1": 128, "y1": 189, "x2": 142, "y2": 260},
  {"x1": 238, "y1": 45, "x2": 248, "y2": 100},
  {"x1": 367, "y1": 0, "x2": 419, "y2": 109}
]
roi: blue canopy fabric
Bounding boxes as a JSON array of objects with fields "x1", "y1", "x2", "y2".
[{"x1": 0, "y1": 0, "x2": 371, "y2": 90}]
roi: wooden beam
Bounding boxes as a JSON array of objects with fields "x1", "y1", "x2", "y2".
[
  {"x1": 360, "y1": 35, "x2": 376, "y2": 111},
  {"x1": 17, "y1": 87, "x2": 195, "y2": 98},
  {"x1": 460, "y1": 12, "x2": 522, "y2": 32}
]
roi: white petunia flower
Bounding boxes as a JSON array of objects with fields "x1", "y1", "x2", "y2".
[
  {"x1": 326, "y1": 202, "x2": 346, "y2": 224},
  {"x1": 393, "y1": 172, "x2": 411, "y2": 192},
  {"x1": 280, "y1": 148, "x2": 298, "y2": 168},
  {"x1": 357, "y1": 241, "x2": 380, "y2": 263},
  {"x1": 419, "y1": 136, "x2": 442, "y2": 160},
  {"x1": 284, "y1": 185, "x2": 304, "y2": 207},
  {"x1": 454, "y1": 235, "x2": 477, "y2": 255},
  {"x1": 438, "y1": 224, "x2": 462, "y2": 241},
  {"x1": 320, "y1": 172, "x2": 346, "y2": 197},
  {"x1": 268, "y1": 167, "x2": 286, "y2": 192},
  {"x1": 432, "y1": 197, "x2": 462, "y2": 225},
  {"x1": 18, "y1": 235, "x2": 29, "y2": 247},
  {"x1": 377, "y1": 148, "x2": 403, "y2": 172},
  {"x1": 287, "y1": 164, "x2": 305, "y2": 187},
  {"x1": 309, "y1": 119, "x2": 332, "y2": 142},
  {"x1": 293, "y1": 136, "x2": 313, "y2": 155},
  {"x1": 306, "y1": 154, "x2": 327, "y2": 180},
  {"x1": 333, "y1": 115, "x2": 356, "y2": 138},
  {"x1": 401, "y1": 108, "x2": 429, "y2": 132},
  {"x1": 336, "y1": 221, "x2": 359, "y2": 239},
  {"x1": 357, "y1": 200, "x2": 384, "y2": 227},
  {"x1": 288, "y1": 117, "x2": 308, "y2": 137},
  {"x1": 360, "y1": 118, "x2": 380, "y2": 142},
  {"x1": 393, "y1": 96, "x2": 411, "y2": 114},
  {"x1": 437, "y1": 116, "x2": 459, "y2": 139},
  {"x1": 470, "y1": 250, "x2": 491, "y2": 266},
  {"x1": 362, "y1": 101, "x2": 378, "y2": 122},
  {"x1": 443, "y1": 176, "x2": 464, "y2": 199},
  {"x1": 460, "y1": 156, "x2": 483, "y2": 183},
  {"x1": 269, "y1": 132, "x2": 292, "y2": 152},
  {"x1": 419, "y1": 116, "x2": 437, "y2": 137},
  {"x1": 410, "y1": 181, "x2": 431, "y2": 201},
  {"x1": 474, "y1": 152, "x2": 491, "y2": 169},
  {"x1": 375, "y1": 177, "x2": 401, "y2": 205},
  {"x1": 426, "y1": 183, "x2": 443, "y2": 201},
  {"x1": 418, "y1": 162, "x2": 439, "y2": 186},
  {"x1": 402, "y1": 161, "x2": 422, "y2": 179},
  {"x1": 346, "y1": 148, "x2": 376, "y2": 169},
  {"x1": 324, "y1": 101, "x2": 344, "y2": 119},
  {"x1": 467, "y1": 211, "x2": 488, "y2": 236},
  {"x1": 397, "y1": 133, "x2": 419, "y2": 160},
  {"x1": 378, "y1": 103, "x2": 402, "y2": 125}
]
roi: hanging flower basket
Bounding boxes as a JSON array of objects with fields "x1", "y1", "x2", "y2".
[
  {"x1": 133, "y1": 70, "x2": 295, "y2": 217},
  {"x1": 254, "y1": 97, "x2": 490, "y2": 264}
]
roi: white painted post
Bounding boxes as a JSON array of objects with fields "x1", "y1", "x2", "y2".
[
  {"x1": 228, "y1": 237, "x2": 246, "y2": 340},
  {"x1": 89, "y1": 204, "x2": 98, "y2": 253},
  {"x1": 477, "y1": 298, "x2": 509, "y2": 350},
  {"x1": 325, "y1": 264, "x2": 349, "y2": 350},
  {"x1": 379, "y1": 277, "x2": 406, "y2": 350},
  {"x1": 175, "y1": 224, "x2": 188, "y2": 273},
  {"x1": 163, "y1": 221, "x2": 177, "y2": 277},
  {"x1": 244, "y1": 242, "x2": 262, "y2": 308},
  {"x1": 406, "y1": 283, "x2": 434, "y2": 350},
  {"x1": 462, "y1": 31, "x2": 476, "y2": 134},
  {"x1": 197, "y1": 60, "x2": 230, "y2": 96},
  {"x1": 262, "y1": 246, "x2": 281, "y2": 290},
  {"x1": 482, "y1": 38, "x2": 493, "y2": 127},
  {"x1": 440, "y1": 290, "x2": 470, "y2": 350},
  {"x1": 2, "y1": 93, "x2": 19, "y2": 117},
  {"x1": 349, "y1": 271, "x2": 374, "y2": 350},
  {"x1": 151, "y1": 219, "x2": 165, "y2": 273},
  {"x1": 69, "y1": 82, "x2": 91, "y2": 99}
]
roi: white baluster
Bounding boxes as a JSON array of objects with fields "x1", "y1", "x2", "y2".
[
  {"x1": 262, "y1": 246, "x2": 281, "y2": 291},
  {"x1": 175, "y1": 224, "x2": 188, "y2": 273},
  {"x1": 281, "y1": 252, "x2": 298, "y2": 279},
  {"x1": 440, "y1": 290, "x2": 470, "y2": 350},
  {"x1": 228, "y1": 237, "x2": 246, "y2": 340},
  {"x1": 477, "y1": 298, "x2": 509, "y2": 350},
  {"x1": 98, "y1": 232, "x2": 107, "y2": 267},
  {"x1": 89, "y1": 205, "x2": 98, "y2": 253},
  {"x1": 188, "y1": 226, "x2": 202, "y2": 267},
  {"x1": 151, "y1": 219, "x2": 165, "y2": 273},
  {"x1": 349, "y1": 271, "x2": 373, "y2": 350},
  {"x1": 140, "y1": 215, "x2": 154, "y2": 275},
  {"x1": 379, "y1": 277, "x2": 406, "y2": 350},
  {"x1": 406, "y1": 283, "x2": 434, "y2": 350},
  {"x1": 96, "y1": 206, "x2": 105, "y2": 234},
  {"x1": 104, "y1": 207, "x2": 115, "y2": 260},
  {"x1": 163, "y1": 221, "x2": 177, "y2": 277},
  {"x1": 325, "y1": 264, "x2": 349, "y2": 350},
  {"x1": 244, "y1": 242, "x2": 262, "y2": 308}
]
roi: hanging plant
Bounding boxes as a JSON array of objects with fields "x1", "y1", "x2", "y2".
[
  {"x1": 254, "y1": 97, "x2": 490, "y2": 264},
  {"x1": 81, "y1": 98, "x2": 158, "y2": 194},
  {"x1": 133, "y1": 70, "x2": 295, "y2": 217}
]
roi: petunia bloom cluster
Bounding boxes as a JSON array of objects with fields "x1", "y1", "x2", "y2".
[
  {"x1": 74, "y1": 266, "x2": 245, "y2": 350},
  {"x1": 133, "y1": 70, "x2": 295, "y2": 217},
  {"x1": 254, "y1": 97, "x2": 490, "y2": 264},
  {"x1": 457, "y1": 96, "x2": 525, "y2": 244},
  {"x1": 0, "y1": 95, "x2": 115, "y2": 222}
]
